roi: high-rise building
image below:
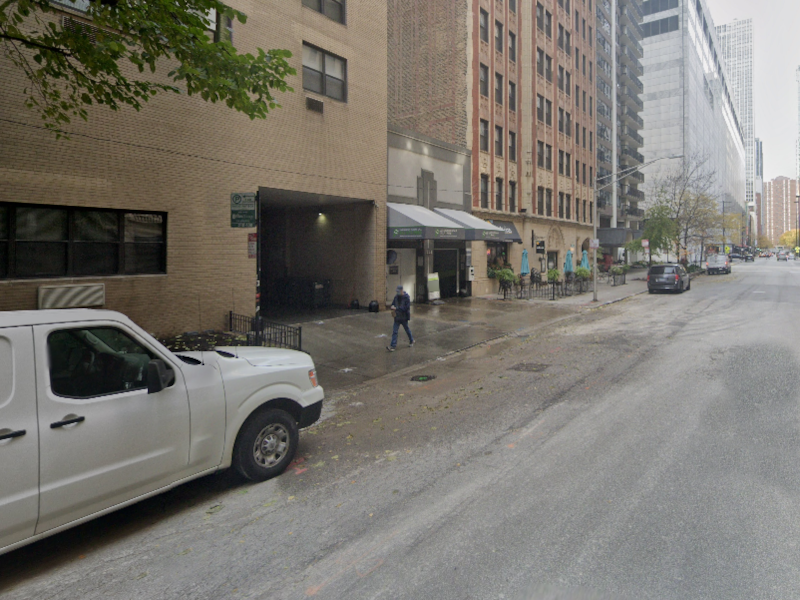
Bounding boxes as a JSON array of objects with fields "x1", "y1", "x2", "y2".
[
  {"x1": 754, "y1": 137, "x2": 763, "y2": 237},
  {"x1": 386, "y1": 0, "x2": 596, "y2": 299},
  {"x1": 716, "y1": 19, "x2": 755, "y2": 208},
  {"x1": 640, "y1": 0, "x2": 746, "y2": 214},
  {"x1": 796, "y1": 67, "x2": 800, "y2": 182},
  {"x1": 594, "y1": 0, "x2": 646, "y2": 257},
  {"x1": 763, "y1": 176, "x2": 798, "y2": 246}
]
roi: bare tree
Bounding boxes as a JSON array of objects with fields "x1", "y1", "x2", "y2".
[{"x1": 645, "y1": 153, "x2": 719, "y2": 261}]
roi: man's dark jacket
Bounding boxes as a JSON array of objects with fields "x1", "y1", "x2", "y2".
[{"x1": 392, "y1": 292, "x2": 411, "y2": 323}]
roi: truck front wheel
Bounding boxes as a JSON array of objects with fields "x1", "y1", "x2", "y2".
[{"x1": 233, "y1": 409, "x2": 299, "y2": 481}]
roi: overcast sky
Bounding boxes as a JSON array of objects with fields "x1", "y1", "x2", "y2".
[{"x1": 703, "y1": 0, "x2": 800, "y2": 181}]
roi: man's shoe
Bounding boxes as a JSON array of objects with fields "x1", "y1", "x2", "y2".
[
  {"x1": 409, "y1": 341, "x2": 415, "y2": 347},
  {"x1": 386, "y1": 346, "x2": 395, "y2": 352}
]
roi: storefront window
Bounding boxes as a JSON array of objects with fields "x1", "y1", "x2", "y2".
[{"x1": 487, "y1": 242, "x2": 510, "y2": 269}]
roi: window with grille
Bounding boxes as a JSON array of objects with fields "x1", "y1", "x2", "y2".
[{"x1": 302, "y1": 0, "x2": 345, "y2": 24}]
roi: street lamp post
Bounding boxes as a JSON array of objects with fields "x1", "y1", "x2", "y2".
[{"x1": 591, "y1": 154, "x2": 683, "y2": 301}]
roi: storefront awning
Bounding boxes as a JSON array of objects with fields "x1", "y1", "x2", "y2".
[
  {"x1": 387, "y1": 203, "x2": 466, "y2": 240},
  {"x1": 489, "y1": 220, "x2": 523, "y2": 243},
  {"x1": 433, "y1": 208, "x2": 505, "y2": 241}
]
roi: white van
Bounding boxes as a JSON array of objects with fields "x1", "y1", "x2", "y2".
[{"x1": 0, "y1": 309, "x2": 323, "y2": 556}]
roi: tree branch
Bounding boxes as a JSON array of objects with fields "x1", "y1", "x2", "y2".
[{"x1": 0, "y1": 32, "x2": 74, "y2": 57}]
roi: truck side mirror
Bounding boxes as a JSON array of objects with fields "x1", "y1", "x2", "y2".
[{"x1": 147, "y1": 359, "x2": 175, "y2": 394}]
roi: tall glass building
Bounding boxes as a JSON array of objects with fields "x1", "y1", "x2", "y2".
[
  {"x1": 640, "y1": 0, "x2": 746, "y2": 214},
  {"x1": 716, "y1": 19, "x2": 755, "y2": 215}
]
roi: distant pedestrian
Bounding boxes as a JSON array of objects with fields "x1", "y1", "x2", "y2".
[{"x1": 387, "y1": 285, "x2": 414, "y2": 351}]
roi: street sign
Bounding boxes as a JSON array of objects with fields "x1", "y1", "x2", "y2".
[
  {"x1": 641, "y1": 239, "x2": 650, "y2": 249},
  {"x1": 589, "y1": 239, "x2": 600, "y2": 250},
  {"x1": 231, "y1": 193, "x2": 256, "y2": 228},
  {"x1": 248, "y1": 233, "x2": 257, "y2": 259},
  {"x1": 536, "y1": 240, "x2": 545, "y2": 254}
]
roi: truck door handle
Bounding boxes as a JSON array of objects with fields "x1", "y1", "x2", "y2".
[
  {"x1": 0, "y1": 429, "x2": 26, "y2": 441},
  {"x1": 50, "y1": 416, "x2": 86, "y2": 429}
]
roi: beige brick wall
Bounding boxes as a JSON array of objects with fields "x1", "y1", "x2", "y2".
[{"x1": 0, "y1": 0, "x2": 387, "y2": 335}]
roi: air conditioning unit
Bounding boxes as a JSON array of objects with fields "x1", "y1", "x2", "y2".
[
  {"x1": 306, "y1": 97, "x2": 324, "y2": 114},
  {"x1": 38, "y1": 283, "x2": 106, "y2": 309}
]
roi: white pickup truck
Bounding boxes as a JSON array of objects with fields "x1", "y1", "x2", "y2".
[{"x1": 0, "y1": 309, "x2": 323, "y2": 556}]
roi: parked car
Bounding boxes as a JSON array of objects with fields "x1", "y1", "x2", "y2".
[
  {"x1": 0, "y1": 309, "x2": 324, "y2": 556},
  {"x1": 777, "y1": 252, "x2": 788, "y2": 261},
  {"x1": 647, "y1": 264, "x2": 690, "y2": 293},
  {"x1": 706, "y1": 254, "x2": 731, "y2": 274}
]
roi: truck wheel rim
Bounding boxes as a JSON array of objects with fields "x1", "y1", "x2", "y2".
[{"x1": 253, "y1": 424, "x2": 289, "y2": 467}]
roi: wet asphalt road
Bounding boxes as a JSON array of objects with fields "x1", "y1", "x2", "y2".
[{"x1": 4, "y1": 258, "x2": 800, "y2": 599}]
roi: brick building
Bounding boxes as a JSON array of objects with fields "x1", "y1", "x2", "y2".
[
  {"x1": 471, "y1": 0, "x2": 596, "y2": 294},
  {"x1": 0, "y1": 0, "x2": 388, "y2": 334},
  {"x1": 763, "y1": 176, "x2": 799, "y2": 247}
]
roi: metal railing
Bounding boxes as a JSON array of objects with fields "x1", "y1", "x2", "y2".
[{"x1": 228, "y1": 312, "x2": 303, "y2": 351}]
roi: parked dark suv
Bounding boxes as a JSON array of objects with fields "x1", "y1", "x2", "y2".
[{"x1": 647, "y1": 264, "x2": 690, "y2": 294}]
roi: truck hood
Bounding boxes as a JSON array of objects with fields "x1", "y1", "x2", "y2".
[{"x1": 213, "y1": 346, "x2": 313, "y2": 368}]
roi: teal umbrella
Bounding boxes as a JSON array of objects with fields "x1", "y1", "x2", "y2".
[
  {"x1": 564, "y1": 249, "x2": 574, "y2": 273},
  {"x1": 580, "y1": 249, "x2": 590, "y2": 269},
  {"x1": 520, "y1": 248, "x2": 530, "y2": 276}
]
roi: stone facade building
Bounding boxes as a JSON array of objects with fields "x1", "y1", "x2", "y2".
[{"x1": 0, "y1": 0, "x2": 388, "y2": 334}]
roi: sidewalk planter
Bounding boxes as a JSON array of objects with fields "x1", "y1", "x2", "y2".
[{"x1": 609, "y1": 266, "x2": 627, "y2": 286}]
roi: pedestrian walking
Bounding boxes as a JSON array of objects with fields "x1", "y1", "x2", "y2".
[{"x1": 387, "y1": 285, "x2": 414, "y2": 351}]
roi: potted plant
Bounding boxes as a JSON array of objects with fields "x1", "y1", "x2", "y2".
[{"x1": 546, "y1": 268, "x2": 560, "y2": 283}]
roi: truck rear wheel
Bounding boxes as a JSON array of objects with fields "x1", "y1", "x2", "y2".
[{"x1": 233, "y1": 409, "x2": 299, "y2": 481}]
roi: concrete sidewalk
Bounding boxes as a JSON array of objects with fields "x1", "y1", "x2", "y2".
[{"x1": 289, "y1": 272, "x2": 647, "y2": 393}]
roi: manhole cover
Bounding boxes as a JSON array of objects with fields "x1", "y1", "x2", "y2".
[
  {"x1": 510, "y1": 363, "x2": 549, "y2": 373},
  {"x1": 411, "y1": 375, "x2": 436, "y2": 382}
]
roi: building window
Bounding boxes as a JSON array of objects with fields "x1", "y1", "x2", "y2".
[
  {"x1": 583, "y1": 199, "x2": 587, "y2": 222},
  {"x1": 545, "y1": 99, "x2": 552, "y2": 125},
  {"x1": 590, "y1": 166, "x2": 594, "y2": 185},
  {"x1": 495, "y1": 126, "x2": 504, "y2": 156},
  {"x1": 566, "y1": 71, "x2": 571, "y2": 95},
  {"x1": 538, "y1": 187, "x2": 545, "y2": 215},
  {"x1": 495, "y1": 179, "x2": 504, "y2": 211},
  {"x1": 480, "y1": 64, "x2": 489, "y2": 97},
  {"x1": 201, "y1": 7, "x2": 234, "y2": 43},
  {"x1": 589, "y1": 131, "x2": 593, "y2": 151},
  {"x1": 558, "y1": 192, "x2": 565, "y2": 218},
  {"x1": 558, "y1": 65, "x2": 564, "y2": 91},
  {"x1": 642, "y1": 15, "x2": 680, "y2": 37},
  {"x1": 302, "y1": 0, "x2": 345, "y2": 24},
  {"x1": 566, "y1": 194, "x2": 571, "y2": 220},
  {"x1": 583, "y1": 163, "x2": 587, "y2": 184},
  {"x1": 509, "y1": 81, "x2": 516, "y2": 112},
  {"x1": 546, "y1": 189, "x2": 553, "y2": 216},
  {"x1": 545, "y1": 10, "x2": 552, "y2": 37},
  {"x1": 0, "y1": 203, "x2": 166, "y2": 279},
  {"x1": 575, "y1": 159, "x2": 580, "y2": 181},
  {"x1": 537, "y1": 141, "x2": 545, "y2": 167},
  {"x1": 576, "y1": 84, "x2": 580, "y2": 106},
  {"x1": 566, "y1": 152, "x2": 571, "y2": 176},
  {"x1": 537, "y1": 48, "x2": 545, "y2": 77},
  {"x1": 495, "y1": 73, "x2": 503, "y2": 105},
  {"x1": 537, "y1": 95, "x2": 545, "y2": 121},
  {"x1": 575, "y1": 122, "x2": 580, "y2": 139},
  {"x1": 509, "y1": 0, "x2": 517, "y2": 13},
  {"x1": 509, "y1": 182, "x2": 517, "y2": 212},
  {"x1": 575, "y1": 9, "x2": 580, "y2": 31},
  {"x1": 509, "y1": 131, "x2": 517, "y2": 162},
  {"x1": 303, "y1": 43, "x2": 346, "y2": 101},
  {"x1": 558, "y1": 150, "x2": 564, "y2": 174},
  {"x1": 566, "y1": 111, "x2": 572, "y2": 136},
  {"x1": 589, "y1": 202, "x2": 593, "y2": 223},
  {"x1": 480, "y1": 175, "x2": 489, "y2": 208},
  {"x1": 545, "y1": 54, "x2": 553, "y2": 82},
  {"x1": 509, "y1": 32, "x2": 517, "y2": 62},
  {"x1": 589, "y1": 96, "x2": 593, "y2": 116},
  {"x1": 582, "y1": 54, "x2": 586, "y2": 75},
  {"x1": 576, "y1": 197, "x2": 581, "y2": 221},
  {"x1": 495, "y1": 21, "x2": 504, "y2": 54},
  {"x1": 480, "y1": 119, "x2": 489, "y2": 152},
  {"x1": 545, "y1": 144, "x2": 553, "y2": 170},
  {"x1": 487, "y1": 241, "x2": 509, "y2": 268},
  {"x1": 536, "y1": 3, "x2": 545, "y2": 31},
  {"x1": 558, "y1": 108, "x2": 564, "y2": 133},
  {"x1": 480, "y1": 9, "x2": 489, "y2": 43},
  {"x1": 589, "y1": 61, "x2": 592, "y2": 81},
  {"x1": 642, "y1": 0, "x2": 679, "y2": 17},
  {"x1": 583, "y1": 126, "x2": 587, "y2": 148}
]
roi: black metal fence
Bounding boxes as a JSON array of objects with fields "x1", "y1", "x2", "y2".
[
  {"x1": 228, "y1": 312, "x2": 303, "y2": 351},
  {"x1": 510, "y1": 279, "x2": 594, "y2": 300}
]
